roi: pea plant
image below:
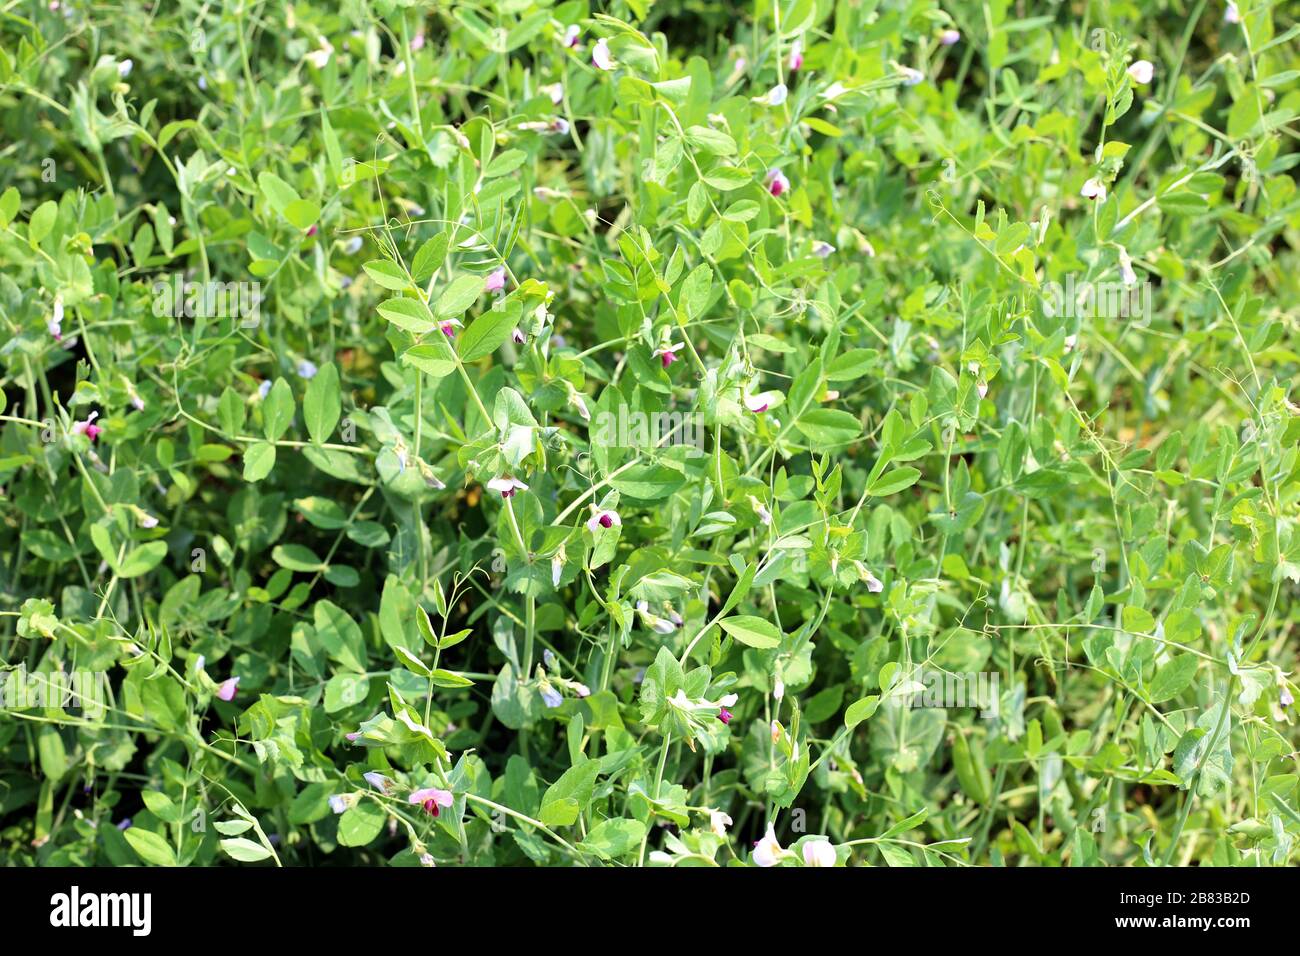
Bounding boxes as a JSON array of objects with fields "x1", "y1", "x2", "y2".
[{"x1": 0, "y1": 0, "x2": 1297, "y2": 869}]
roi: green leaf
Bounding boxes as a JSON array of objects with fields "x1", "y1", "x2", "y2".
[
  {"x1": 539, "y1": 759, "x2": 601, "y2": 827},
  {"x1": 1150, "y1": 655, "x2": 1198, "y2": 703},
  {"x1": 272, "y1": 544, "x2": 326, "y2": 572},
  {"x1": 282, "y1": 198, "x2": 320, "y2": 230},
  {"x1": 243, "y1": 442, "x2": 276, "y2": 482},
  {"x1": 117, "y1": 542, "x2": 167, "y2": 578},
  {"x1": 794, "y1": 409, "x2": 861, "y2": 445},
  {"x1": 579, "y1": 818, "x2": 647, "y2": 860},
  {"x1": 258, "y1": 172, "x2": 300, "y2": 213},
  {"x1": 29, "y1": 200, "x2": 58, "y2": 245},
  {"x1": 304, "y1": 362, "x2": 341, "y2": 444},
  {"x1": 337, "y1": 801, "x2": 385, "y2": 847},
  {"x1": 363, "y1": 260, "x2": 411, "y2": 291},
  {"x1": 845, "y1": 695, "x2": 880, "y2": 729},
  {"x1": 220, "y1": 837, "x2": 273, "y2": 862},
  {"x1": 867, "y1": 467, "x2": 920, "y2": 497},
  {"x1": 124, "y1": 828, "x2": 178, "y2": 866},
  {"x1": 262, "y1": 379, "x2": 294, "y2": 442},
  {"x1": 378, "y1": 296, "x2": 438, "y2": 334},
  {"x1": 435, "y1": 274, "x2": 485, "y2": 318},
  {"x1": 458, "y1": 302, "x2": 520, "y2": 362},
  {"x1": 610, "y1": 464, "x2": 683, "y2": 500},
  {"x1": 402, "y1": 341, "x2": 457, "y2": 378},
  {"x1": 719, "y1": 615, "x2": 782, "y2": 649}
]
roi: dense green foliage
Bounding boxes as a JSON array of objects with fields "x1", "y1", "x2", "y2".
[{"x1": 1, "y1": 0, "x2": 1298, "y2": 868}]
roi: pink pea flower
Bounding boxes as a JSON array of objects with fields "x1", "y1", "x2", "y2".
[
  {"x1": 788, "y1": 38, "x2": 804, "y2": 72},
  {"x1": 410, "y1": 31, "x2": 425, "y2": 52},
  {"x1": 512, "y1": 327, "x2": 527, "y2": 345},
  {"x1": 717, "y1": 706, "x2": 733, "y2": 725},
  {"x1": 940, "y1": 29, "x2": 961, "y2": 46},
  {"x1": 586, "y1": 508, "x2": 621, "y2": 532},
  {"x1": 409, "y1": 787, "x2": 454, "y2": 817},
  {"x1": 71, "y1": 410, "x2": 103, "y2": 441},
  {"x1": 484, "y1": 267, "x2": 507, "y2": 293},
  {"x1": 592, "y1": 38, "x2": 614, "y2": 71},
  {"x1": 138, "y1": 512, "x2": 159, "y2": 529},
  {"x1": 655, "y1": 342, "x2": 685, "y2": 368},
  {"x1": 487, "y1": 475, "x2": 529, "y2": 498},
  {"x1": 812, "y1": 240, "x2": 836, "y2": 258},
  {"x1": 541, "y1": 82, "x2": 564, "y2": 105},
  {"x1": 440, "y1": 318, "x2": 462, "y2": 337},
  {"x1": 1225, "y1": 2, "x2": 1240, "y2": 24},
  {"x1": 216, "y1": 677, "x2": 240, "y2": 701},
  {"x1": 561, "y1": 25, "x2": 580, "y2": 49},
  {"x1": 766, "y1": 168, "x2": 790, "y2": 197}
]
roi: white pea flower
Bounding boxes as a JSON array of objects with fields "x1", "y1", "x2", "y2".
[
  {"x1": 636, "y1": 600, "x2": 678, "y2": 635},
  {"x1": 752, "y1": 826, "x2": 786, "y2": 867},
  {"x1": 1127, "y1": 59, "x2": 1154, "y2": 85},
  {"x1": 1080, "y1": 178, "x2": 1107, "y2": 202},
  {"x1": 802, "y1": 839, "x2": 837, "y2": 867},
  {"x1": 708, "y1": 809, "x2": 732, "y2": 837},
  {"x1": 487, "y1": 475, "x2": 529, "y2": 499},
  {"x1": 898, "y1": 66, "x2": 924, "y2": 86},
  {"x1": 1119, "y1": 247, "x2": 1138, "y2": 287}
]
